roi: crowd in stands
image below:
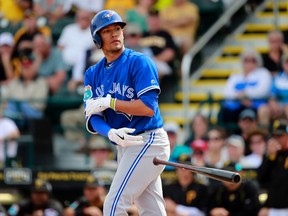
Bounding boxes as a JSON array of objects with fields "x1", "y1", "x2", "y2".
[{"x1": 0, "y1": 0, "x2": 288, "y2": 215}]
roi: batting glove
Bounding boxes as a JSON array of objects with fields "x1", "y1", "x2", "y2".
[
  {"x1": 108, "y1": 128, "x2": 144, "y2": 147},
  {"x1": 85, "y1": 94, "x2": 117, "y2": 116}
]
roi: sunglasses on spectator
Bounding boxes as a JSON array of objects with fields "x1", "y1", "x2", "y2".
[{"x1": 244, "y1": 58, "x2": 257, "y2": 63}]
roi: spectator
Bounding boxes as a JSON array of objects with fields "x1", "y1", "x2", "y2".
[
  {"x1": 63, "y1": 0, "x2": 104, "y2": 14},
  {"x1": 8, "y1": 178, "x2": 63, "y2": 216},
  {"x1": 262, "y1": 30, "x2": 284, "y2": 76},
  {"x1": 57, "y1": 10, "x2": 94, "y2": 71},
  {"x1": 0, "y1": 204, "x2": 7, "y2": 215},
  {"x1": 88, "y1": 135, "x2": 118, "y2": 170},
  {"x1": 1, "y1": 47, "x2": 49, "y2": 131},
  {"x1": 163, "y1": 121, "x2": 180, "y2": 153},
  {"x1": 242, "y1": 129, "x2": 267, "y2": 169},
  {"x1": 257, "y1": 119, "x2": 288, "y2": 216},
  {"x1": 13, "y1": 9, "x2": 51, "y2": 47},
  {"x1": 259, "y1": 52, "x2": 288, "y2": 127},
  {"x1": 33, "y1": 0, "x2": 66, "y2": 26},
  {"x1": 159, "y1": 0, "x2": 199, "y2": 56},
  {"x1": 184, "y1": 113, "x2": 209, "y2": 147},
  {"x1": 140, "y1": 9, "x2": 178, "y2": 82},
  {"x1": 221, "y1": 48, "x2": 272, "y2": 125},
  {"x1": 0, "y1": 0, "x2": 32, "y2": 24},
  {"x1": 64, "y1": 175, "x2": 105, "y2": 216},
  {"x1": 0, "y1": 32, "x2": 15, "y2": 83},
  {"x1": 204, "y1": 127, "x2": 228, "y2": 169},
  {"x1": 190, "y1": 139, "x2": 208, "y2": 167},
  {"x1": 237, "y1": 109, "x2": 258, "y2": 155},
  {"x1": 225, "y1": 135, "x2": 246, "y2": 165},
  {"x1": 0, "y1": 113, "x2": 20, "y2": 168},
  {"x1": 208, "y1": 162, "x2": 260, "y2": 216},
  {"x1": 125, "y1": 0, "x2": 157, "y2": 33},
  {"x1": 163, "y1": 153, "x2": 208, "y2": 216},
  {"x1": 32, "y1": 34, "x2": 67, "y2": 95},
  {"x1": 124, "y1": 23, "x2": 145, "y2": 53}
]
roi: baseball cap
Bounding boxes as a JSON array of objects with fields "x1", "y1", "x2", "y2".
[
  {"x1": 225, "y1": 135, "x2": 245, "y2": 148},
  {"x1": 85, "y1": 175, "x2": 101, "y2": 188},
  {"x1": 239, "y1": 109, "x2": 256, "y2": 120},
  {"x1": 89, "y1": 136, "x2": 111, "y2": 151},
  {"x1": 271, "y1": 119, "x2": 288, "y2": 136},
  {"x1": 31, "y1": 179, "x2": 52, "y2": 193},
  {"x1": 190, "y1": 139, "x2": 208, "y2": 152},
  {"x1": 164, "y1": 121, "x2": 180, "y2": 134},
  {"x1": 125, "y1": 23, "x2": 142, "y2": 36},
  {"x1": 0, "y1": 32, "x2": 14, "y2": 46},
  {"x1": 176, "y1": 153, "x2": 192, "y2": 165}
]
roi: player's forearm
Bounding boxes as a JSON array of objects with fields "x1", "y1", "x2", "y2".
[{"x1": 115, "y1": 99, "x2": 154, "y2": 117}]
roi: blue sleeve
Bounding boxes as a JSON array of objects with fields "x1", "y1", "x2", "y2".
[
  {"x1": 88, "y1": 115, "x2": 111, "y2": 137},
  {"x1": 139, "y1": 90, "x2": 158, "y2": 112}
]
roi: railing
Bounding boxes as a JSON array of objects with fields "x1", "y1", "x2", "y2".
[{"x1": 181, "y1": 0, "x2": 249, "y2": 136}]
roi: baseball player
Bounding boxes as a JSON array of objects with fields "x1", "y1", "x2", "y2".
[{"x1": 83, "y1": 10, "x2": 170, "y2": 215}]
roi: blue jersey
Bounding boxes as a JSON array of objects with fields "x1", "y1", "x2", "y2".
[
  {"x1": 271, "y1": 71, "x2": 288, "y2": 104},
  {"x1": 84, "y1": 48, "x2": 163, "y2": 134}
]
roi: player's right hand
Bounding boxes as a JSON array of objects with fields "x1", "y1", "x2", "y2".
[{"x1": 108, "y1": 128, "x2": 144, "y2": 147}]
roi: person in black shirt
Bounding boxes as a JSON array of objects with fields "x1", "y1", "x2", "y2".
[
  {"x1": 257, "y1": 119, "x2": 288, "y2": 216},
  {"x1": 261, "y1": 30, "x2": 284, "y2": 76},
  {"x1": 8, "y1": 179, "x2": 63, "y2": 216},
  {"x1": 163, "y1": 153, "x2": 208, "y2": 216}
]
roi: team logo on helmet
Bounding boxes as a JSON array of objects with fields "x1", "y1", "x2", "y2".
[{"x1": 102, "y1": 11, "x2": 115, "y2": 20}]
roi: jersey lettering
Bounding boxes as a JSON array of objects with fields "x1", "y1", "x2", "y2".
[{"x1": 95, "y1": 85, "x2": 105, "y2": 97}]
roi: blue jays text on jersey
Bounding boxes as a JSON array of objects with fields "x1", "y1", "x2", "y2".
[{"x1": 84, "y1": 48, "x2": 164, "y2": 134}]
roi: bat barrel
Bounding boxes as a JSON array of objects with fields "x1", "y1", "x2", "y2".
[{"x1": 153, "y1": 157, "x2": 241, "y2": 184}]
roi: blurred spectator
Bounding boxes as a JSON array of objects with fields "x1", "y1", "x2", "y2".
[
  {"x1": 13, "y1": 9, "x2": 51, "y2": 46},
  {"x1": 1, "y1": 48, "x2": 49, "y2": 131},
  {"x1": 204, "y1": 127, "x2": 228, "y2": 169},
  {"x1": 259, "y1": 52, "x2": 288, "y2": 127},
  {"x1": 163, "y1": 153, "x2": 208, "y2": 216},
  {"x1": 2, "y1": 51, "x2": 48, "y2": 131},
  {"x1": 184, "y1": 113, "x2": 209, "y2": 147},
  {"x1": 104, "y1": 0, "x2": 136, "y2": 18},
  {"x1": 153, "y1": 0, "x2": 172, "y2": 11},
  {"x1": 8, "y1": 178, "x2": 63, "y2": 216},
  {"x1": 124, "y1": 23, "x2": 145, "y2": 53},
  {"x1": 0, "y1": 32, "x2": 15, "y2": 83},
  {"x1": 225, "y1": 135, "x2": 246, "y2": 165},
  {"x1": 63, "y1": 0, "x2": 104, "y2": 14},
  {"x1": 164, "y1": 121, "x2": 180, "y2": 153},
  {"x1": 64, "y1": 176, "x2": 105, "y2": 216},
  {"x1": 159, "y1": 0, "x2": 199, "y2": 56},
  {"x1": 140, "y1": 9, "x2": 178, "y2": 82},
  {"x1": 241, "y1": 129, "x2": 267, "y2": 169},
  {"x1": 0, "y1": 0, "x2": 32, "y2": 24},
  {"x1": 125, "y1": 0, "x2": 156, "y2": 33},
  {"x1": 57, "y1": 10, "x2": 94, "y2": 71},
  {"x1": 221, "y1": 48, "x2": 272, "y2": 125},
  {"x1": 190, "y1": 139, "x2": 208, "y2": 167},
  {"x1": 262, "y1": 30, "x2": 284, "y2": 76},
  {"x1": 88, "y1": 135, "x2": 117, "y2": 170},
  {"x1": 257, "y1": 119, "x2": 288, "y2": 216},
  {"x1": 207, "y1": 162, "x2": 260, "y2": 216},
  {"x1": 0, "y1": 113, "x2": 20, "y2": 168},
  {"x1": 32, "y1": 34, "x2": 67, "y2": 95},
  {"x1": 237, "y1": 109, "x2": 258, "y2": 155},
  {"x1": 33, "y1": 0, "x2": 65, "y2": 26}
]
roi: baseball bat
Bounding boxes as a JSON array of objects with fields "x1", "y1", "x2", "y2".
[{"x1": 153, "y1": 157, "x2": 241, "y2": 184}]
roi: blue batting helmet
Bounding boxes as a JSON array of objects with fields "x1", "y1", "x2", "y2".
[{"x1": 90, "y1": 10, "x2": 126, "y2": 48}]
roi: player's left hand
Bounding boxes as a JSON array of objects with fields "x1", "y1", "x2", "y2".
[{"x1": 85, "y1": 94, "x2": 114, "y2": 116}]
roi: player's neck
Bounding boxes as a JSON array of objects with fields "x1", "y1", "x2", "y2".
[{"x1": 104, "y1": 47, "x2": 125, "y2": 63}]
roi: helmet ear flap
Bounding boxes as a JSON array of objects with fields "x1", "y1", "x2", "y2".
[{"x1": 93, "y1": 33, "x2": 102, "y2": 49}]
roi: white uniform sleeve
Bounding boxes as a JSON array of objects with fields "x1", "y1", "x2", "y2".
[
  {"x1": 223, "y1": 75, "x2": 240, "y2": 99},
  {"x1": 176, "y1": 205, "x2": 205, "y2": 216},
  {"x1": 244, "y1": 68, "x2": 272, "y2": 99}
]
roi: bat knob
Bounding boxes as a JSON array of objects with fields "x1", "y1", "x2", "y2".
[{"x1": 153, "y1": 157, "x2": 160, "y2": 166}]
